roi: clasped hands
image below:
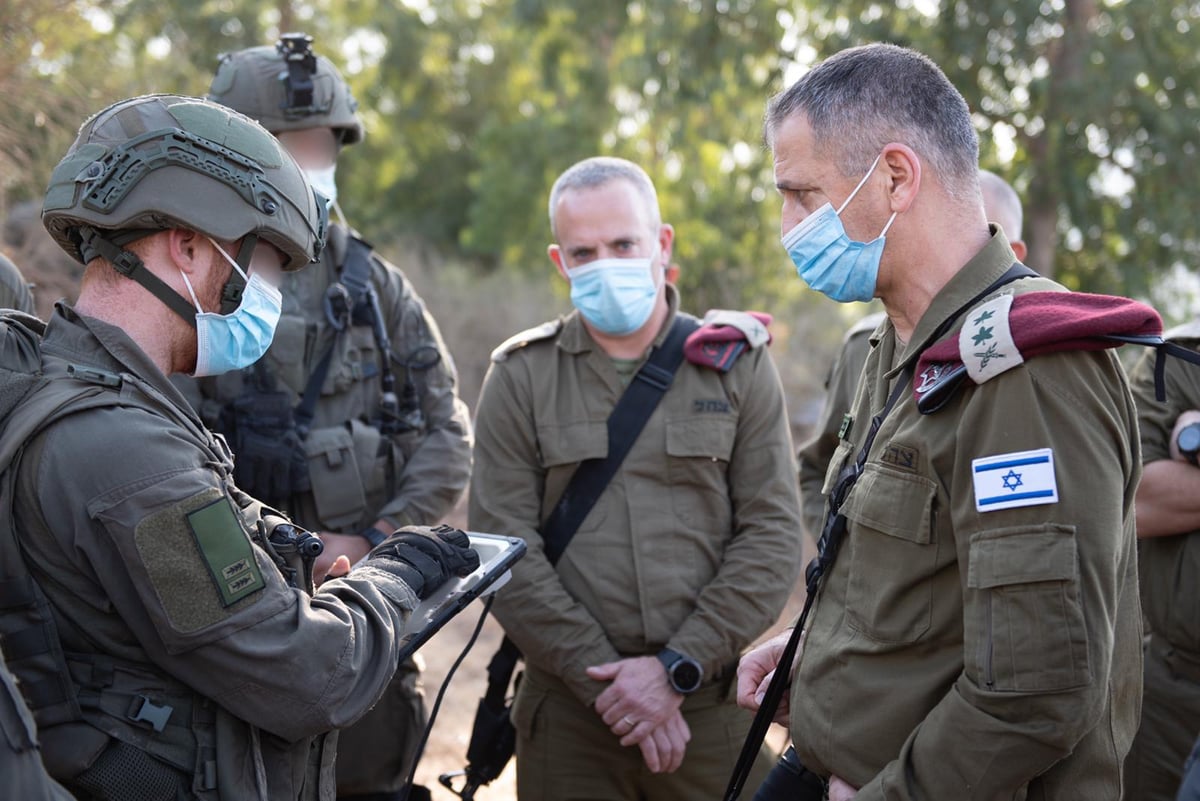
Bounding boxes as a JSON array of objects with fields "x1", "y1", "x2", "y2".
[{"x1": 587, "y1": 656, "x2": 691, "y2": 774}]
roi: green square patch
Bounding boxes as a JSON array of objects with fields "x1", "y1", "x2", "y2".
[{"x1": 186, "y1": 496, "x2": 266, "y2": 607}]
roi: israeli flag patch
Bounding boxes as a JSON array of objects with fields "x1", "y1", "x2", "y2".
[{"x1": 972, "y1": 448, "x2": 1058, "y2": 513}]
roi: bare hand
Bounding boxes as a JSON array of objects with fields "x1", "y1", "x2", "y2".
[
  {"x1": 313, "y1": 532, "x2": 371, "y2": 584},
  {"x1": 635, "y1": 709, "x2": 691, "y2": 773},
  {"x1": 828, "y1": 775, "x2": 857, "y2": 800},
  {"x1": 587, "y1": 656, "x2": 683, "y2": 744},
  {"x1": 736, "y1": 629, "x2": 801, "y2": 725}
]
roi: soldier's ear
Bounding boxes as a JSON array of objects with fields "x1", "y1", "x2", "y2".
[
  {"x1": 166, "y1": 228, "x2": 206, "y2": 276},
  {"x1": 548, "y1": 244, "x2": 569, "y2": 281},
  {"x1": 880, "y1": 143, "x2": 921, "y2": 214}
]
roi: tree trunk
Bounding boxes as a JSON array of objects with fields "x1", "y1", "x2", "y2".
[{"x1": 1024, "y1": 0, "x2": 1098, "y2": 279}]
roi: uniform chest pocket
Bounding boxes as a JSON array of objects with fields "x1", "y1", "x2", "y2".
[
  {"x1": 665, "y1": 416, "x2": 736, "y2": 461},
  {"x1": 538, "y1": 421, "x2": 608, "y2": 531},
  {"x1": 842, "y1": 462, "x2": 939, "y2": 643}
]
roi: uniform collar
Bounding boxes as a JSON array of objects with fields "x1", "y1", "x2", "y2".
[
  {"x1": 884, "y1": 225, "x2": 1018, "y2": 379},
  {"x1": 558, "y1": 282, "x2": 681, "y2": 355}
]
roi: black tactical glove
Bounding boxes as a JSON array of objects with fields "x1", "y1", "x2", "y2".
[{"x1": 366, "y1": 524, "x2": 480, "y2": 600}]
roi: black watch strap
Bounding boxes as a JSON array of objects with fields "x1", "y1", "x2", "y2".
[
  {"x1": 358, "y1": 525, "x2": 390, "y2": 548},
  {"x1": 657, "y1": 648, "x2": 703, "y2": 694}
]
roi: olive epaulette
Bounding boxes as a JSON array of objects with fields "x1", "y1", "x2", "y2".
[{"x1": 490, "y1": 319, "x2": 564, "y2": 363}]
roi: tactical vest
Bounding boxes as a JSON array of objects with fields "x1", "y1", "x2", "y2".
[{"x1": 0, "y1": 310, "x2": 317, "y2": 800}]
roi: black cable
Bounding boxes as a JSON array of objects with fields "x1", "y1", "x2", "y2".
[{"x1": 398, "y1": 593, "x2": 497, "y2": 801}]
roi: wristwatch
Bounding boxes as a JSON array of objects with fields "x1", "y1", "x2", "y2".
[
  {"x1": 358, "y1": 525, "x2": 390, "y2": 548},
  {"x1": 656, "y1": 648, "x2": 704, "y2": 695},
  {"x1": 1178, "y1": 422, "x2": 1200, "y2": 466}
]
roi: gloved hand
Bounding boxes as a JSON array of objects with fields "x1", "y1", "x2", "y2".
[{"x1": 366, "y1": 524, "x2": 480, "y2": 600}]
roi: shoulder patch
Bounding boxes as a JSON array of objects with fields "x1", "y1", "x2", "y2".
[
  {"x1": 134, "y1": 487, "x2": 266, "y2": 633},
  {"x1": 958, "y1": 293, "x2": 1023, "y2": 384},
  {"x1": 490, "y1": 319, "x2": 564, "y2": 363}
]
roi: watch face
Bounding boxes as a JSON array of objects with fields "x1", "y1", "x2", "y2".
[
  {"x1": 672, "y1": 659, "x2": 702, "y2": 693},
  {"x1": 1180, "y1": 424, "x2": 1200, "y2": 454}
]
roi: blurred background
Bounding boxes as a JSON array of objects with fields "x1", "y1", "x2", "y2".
[{"x1": 4, "y1": 0, "x2": 1199, "y2": 428}]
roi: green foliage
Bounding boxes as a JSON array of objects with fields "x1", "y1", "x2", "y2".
[
  {"x1": 796, "y1": 0, "x2": 1200, "y2": 299},
  {"x1": 3, "y1": 0, "x2": 1197, "y2": 316}
]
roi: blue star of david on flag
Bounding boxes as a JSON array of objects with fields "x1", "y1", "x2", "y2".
[{"x1": 1001, "y1": 469, "x2": 1024, "y2": 491}]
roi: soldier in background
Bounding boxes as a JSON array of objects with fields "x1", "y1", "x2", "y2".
[
  {"x1": 192, "y1": 35, "x2": 473, "y2": 801},
  {"x1": 0, "y1": 250, "x2": 36, "y2": 313},
  {"x1": 1125, "y1": 320, "x2": 1200, "y2": 799}
]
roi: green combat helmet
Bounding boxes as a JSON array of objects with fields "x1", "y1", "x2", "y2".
[
  {"x1": 41, "y1": 94, "x2": 327, "y2": 320},
  {"x1": 209, "y1": 33, "x2": 365, "y2": 146}
]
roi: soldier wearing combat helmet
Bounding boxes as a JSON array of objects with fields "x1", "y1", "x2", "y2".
[
  {"x1": 194, "y1": 35, "x2": 473, "y2": 801},
  {"x1": 0, "y1": 93, "x2": 478, "y2": 800}
]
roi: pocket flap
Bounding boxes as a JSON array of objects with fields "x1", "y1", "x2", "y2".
[
  {"x1": 967, "y1": 525, "x2": 1078, "y2": 589},
  {"x1": 538, "y1": 420, "x2": 607, "y2": 468},
  {"x1": 842, "y1": 462, "x2": 936, "y2": 544},
  {"x1": 665, "y1": 416, "x2": 736, "y2": 460}
]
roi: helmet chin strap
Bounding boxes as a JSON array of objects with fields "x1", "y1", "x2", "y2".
[
  {"x1": 78, "y1": 227, "x2": 260, "y2": 324},
  {"x1": 218, "y1": 233, "x2": 258, "y2": 314},
  {"x1": 78, "y1": 226, "x2": 198, "y2": 328}
]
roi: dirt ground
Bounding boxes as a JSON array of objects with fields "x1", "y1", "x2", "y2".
[{"x1": 409, "y1": 500, "x2": 816, "y2": 801}]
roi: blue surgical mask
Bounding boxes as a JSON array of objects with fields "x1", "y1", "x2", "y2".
[
  {"x1": 180, "y1": 237, "x2": 283, "y2": 377},
  {"x1": 566, "y1": 257, "x2": 659, "y2": 336},
  {"x1": 781, "y1": 153, "x2": 897, "y2": 303},
  {"x1": 305, "y1": 165, "x2": 338, "y2": 208}
]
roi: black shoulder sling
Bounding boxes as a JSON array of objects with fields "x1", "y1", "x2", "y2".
[
  {"x1": 723, "y1": 263, "x2": 1037, "y2": 801},
  {"x1": 440, "y1": 314, "x2": 700, "y2": 800}
]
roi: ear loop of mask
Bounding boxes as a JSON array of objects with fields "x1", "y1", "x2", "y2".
[
  {"x1": 179, "y1": 237, "x2": 253, "y2": 316},
  {"x1": 835, "y1": 153, "x2": 898, "y2": 239}
]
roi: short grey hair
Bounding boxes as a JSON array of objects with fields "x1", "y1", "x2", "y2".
[
  {"x1": 765, "y1": 43, "x2": 979, "y2": 199},
  {"x1": 978, "y1": 169, "x2": 1023, "y2": 241},
  {"x1": 547, "y1": 157, "x2": 661, "y2": 240}
]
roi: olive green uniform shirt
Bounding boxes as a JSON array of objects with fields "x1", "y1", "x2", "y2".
[
  {"x1": 797, "y1": 311, "x2": 884, "y2": 540},
  {"x1": 13, "y1": 303, "x2": 422, "y2": 800},
  {"x1": 791, "y1": 231, "x2": 1143, "y2": 799},
  {"x1": 183, "y1": 223, "x2": 472, "y2": 532},
  {"x1": 1129, "y1": 326, "x2": 1200, "y2": 651},
  {"x1": 471, "y1": 286, "x2": 804, "y2": 705}
]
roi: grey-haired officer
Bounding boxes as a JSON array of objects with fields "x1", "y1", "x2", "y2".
[
  {"x1": 471, "y1": 156, "x2": 803, "y2": 800},
  {"x1": 2, "y1": 93, "x2": 477, "y2": 800},
  {"x1": 737, "y1": 44, "x2": 1140, "y2": 800},
  {"x1": 195, "y1": 36, "x2": 473, "y2": 801}
]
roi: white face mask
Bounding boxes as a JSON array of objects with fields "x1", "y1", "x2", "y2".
[
  {"x1": 305, "y1": 164, "x2": 338, "y2": 208},
  {"x1": 178, "y1": 237, "x2": 283, "y2": 377}
]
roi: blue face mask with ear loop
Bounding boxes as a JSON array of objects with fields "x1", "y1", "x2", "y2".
[
  {"x1": 780, "y1": 153, "x2": 898, "y2": 303},
  {"x1": 179, "y1": 236, "x2": 284, "y2": 377},
  {"x1": 566, "y1": 254, "x2": 662, "y2": 336}
]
